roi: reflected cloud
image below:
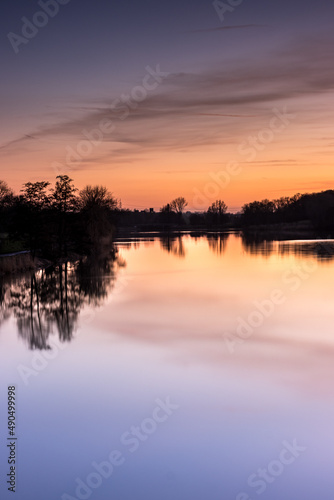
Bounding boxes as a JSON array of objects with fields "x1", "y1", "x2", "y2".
[{"x1": 2, "y1": 232, "x2": 334, "y2": 352}]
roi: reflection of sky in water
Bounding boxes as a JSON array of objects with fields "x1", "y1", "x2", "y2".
[{"x1": 0, "y1": 234, "x2": 334, "y2": 499}]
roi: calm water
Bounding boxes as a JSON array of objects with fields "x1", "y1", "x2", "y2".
[{"x1": 1, "y1": 233, "x2": 334, "y2": 500}]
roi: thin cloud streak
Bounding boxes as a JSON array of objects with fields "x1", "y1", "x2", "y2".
[
  {"x1": 195, "y1": 113, "x2": 260, "y2": 117},
  {"x1": 0, "y1": 135, "x2": 34, "y2": 150},
  {"x1": 2, "y1": 32, "x2": 334, "y2": 169},
  {"x1": 186, "y1": 24, "x2": 267, "y2": 33}
]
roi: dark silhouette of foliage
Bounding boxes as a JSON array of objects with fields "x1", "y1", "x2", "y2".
[
  {"x1": 0, "y1": 177, "x2": 121, "y2": 260},
  {"x1": 2, "y1": 176, "x2": 334, "y2": 262},
  {"x1": 241, "y1": 191, "x2": 334, "y2": 230},
  {"x1": 0, "y1": 180, "x2": 14, "y2": 209},
  {"x1": 79, "y1": 185, "x2": 119, "y2": 251},
  {"x1": 51, "y1": 176, "x2": 78, "y2": 256},
  {"x1": 79, "y1": 185, "x2": 119, "y2": 211},
  {"x1": 170, "y1": 197, "x2": 188, "y2": 213},
  {"x1": 52, "y1": 175, "x2": 78, "y2": 212},
  {"x1": 206, "y1": 200, "x2": 228, "y2": 226},
  {"x1": 21, "y1": 181, "x2": 51, "y2": 209},
  {"x1": 208, "y1": 200, "x2": 228, "y2": 215}
]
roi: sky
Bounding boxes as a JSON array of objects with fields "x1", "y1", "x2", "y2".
[{"x1": 1, "y1": 0, "x2": 334, "y2": 211}]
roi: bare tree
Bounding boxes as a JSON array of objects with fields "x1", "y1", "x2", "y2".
[
  {"x1": 0, "y1": 180, "x2": 14, "y2": 207},
  {"x1": 207, "y1": 200, "x2": 227, "y2": 215},
  {"x1": 170, "y1": 197, "x2": 188, "y2": 213}
]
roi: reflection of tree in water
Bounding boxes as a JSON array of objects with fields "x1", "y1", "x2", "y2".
[
  {"x1": 0, "y1": 249, "x2": 122, "y2": 350},
  {"x1": 242, "y1": 233, "x2": 334, "y2": 261},
  {"x1": 241, "y1": 233, "x2": 275, "y2": 258},
  {"x1": 0, "y1": 276, "x2": 11, "y2": 326},
  {"x1": 206, "y1": 233, "x2": 229, "y2": 255},
  {"x1": 160, "y1": 232, "x2": 231, "y2": 257},
  {"x1": 278, "y1": 241, "x2": 334, "y2": 261},
  {"x1": 160, "y1": 234, "x2": 186, "y2": 258}
]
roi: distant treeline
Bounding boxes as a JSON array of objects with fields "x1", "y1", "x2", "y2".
[
  {"x1": 111, "y1": 191, "x2": 334, "y2": 232},
  {"x1": 1, "y1": 176, "x2": 334, "y2": 260},
  {"x1": 0, "y1": 183, "x2": 232, "y2": 259},
  {"x1": 117, "y1": 198, "x2": 231, "y2": 230},
  {"x1": 241, "y1": 191, "x2": 334, "y2": 229}
]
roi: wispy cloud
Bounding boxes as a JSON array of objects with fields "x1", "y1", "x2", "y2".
[
  {"x1": 0, "y1": 134, "x2": 35, "y2": 150},
  {"x1": 2, "y1": 32, "x2": 334, "y2": 168},
  {"x1": 186, "y1": 24, "x2": 267, "y2": 33}
]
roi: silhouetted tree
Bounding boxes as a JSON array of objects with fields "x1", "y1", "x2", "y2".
[
  {"x1": 0, "y1": 180, "x2": 15, "y2": 237},
  {"x1": 207, "y1": 200, "x2": 228, "y2": 226},
  {"x1": 79, "y1": 185, "x2": 118, "y2": 251},
  {"x1": 170, "y1": 197, "x2": 188, "y2": 213},
  {"x1": 0, "y1": 180, "x2": 14, "y2": 208},
  {"x1": 208, "y1": 200, "x2": 227, "y2": 215},
  {"x1": 52, "y1": 175, "x2": 78, "y2": 256},
  {"x1": 242, "y1": 199, "x2": 276, "y2": 225},
  {"x1": 241, "y1": 191, "x2": 334, "y2": 228},
  {"x1": 18, "y1": 181, "x2": 51, "y2": 257},
  {"x1": 160, "y1": 203, "x2": 171, "y2": 213},
  {"x1": 159, "y1": 203, "x2": 176, "y2": 225},
  {"x1": 52, "y1": 175, "x2": 77, "y2": 212},
  {"x1": 79, "y1": 185, "x2": 119, "y2": 211},
  {"x1": 21, "y1": 181, "x2": 50, "y2": 209}
]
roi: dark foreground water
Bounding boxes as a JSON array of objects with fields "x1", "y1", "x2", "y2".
[{"x1": 0, "y1": 232, "x2": 334, "y2": 500}]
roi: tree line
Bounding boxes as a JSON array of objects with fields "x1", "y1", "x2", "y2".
[
  {"x1": 117, "y1": 197, "x2": 229, "y2": 228},
  {"x1": 241, "y1": 190, "x2": 334, "y2": 229},
  {"x1": 3, "y1": 172, "x2": 332, "y2": 261},
  {"x1": 0, "y1": 181, "x2": 231, "y2": 258},
  {"x1": 0, "y1": 176, "x2": 120, "y2": 259}
]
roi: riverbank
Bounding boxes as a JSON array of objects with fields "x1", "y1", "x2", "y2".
[
  {"x1": 1, "y1": 222, "x2": 330, "y2": 276},
  {"x1": 0, "y1": 251, "x2": 83, "y2": 277},
  {"x1": 0, "y1": 251, "x2": 35, "y2": 276},
  {"x1": 241, "y1": 220, "x2": 333, "y2": 240},
  {"x1": 0, "y1": 234, "x2": 117, "y2": 277},
  {"x1": 114, "y1": 221, "x2": 325, "y2": 241}
]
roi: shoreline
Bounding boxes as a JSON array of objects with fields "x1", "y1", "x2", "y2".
[
  {"x1": 1, "y1": 224, "x2": 333, "y2": 277},
  {"x1": 0, "y1": 251, "x2": 84, "y2": 277}
]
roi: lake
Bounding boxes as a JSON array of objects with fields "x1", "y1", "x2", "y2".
[{"x1": 0, "y1": 232, "x2": 334, "y2": 500}]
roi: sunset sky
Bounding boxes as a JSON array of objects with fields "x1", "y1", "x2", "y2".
[{"x1": 1, "y1": 0, "x2": 334, "y2": 211}]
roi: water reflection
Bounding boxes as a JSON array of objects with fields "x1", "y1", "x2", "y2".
[
  {"x1": 116, "y1": 232, "x2": 231, "y2": 258},
  {"x1": 159, "y1": 234, "x2": 186, "y2": 258},
  {"x1": 241, "y1": 233, "x2": 334, "y2": 260},
  {"x1": 1, "y1": 232, "x2": 334, "y2": 500},
  {"x1": 207, "y1": 233, "x2": 229, "y2": 255},
  {"x1": 2, "y1": 232, "x2": 334, "y2": 350},
  {"x1": 0, "y1": 250, "x2": 120, "y2": 349},
  {"x1": 241, "y1": 233, "x2": 276, "y2": 257}
]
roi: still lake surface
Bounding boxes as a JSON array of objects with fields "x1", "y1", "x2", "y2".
[{"x1": 1, "y1": 232, "x2": 334, "y2": 500}]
